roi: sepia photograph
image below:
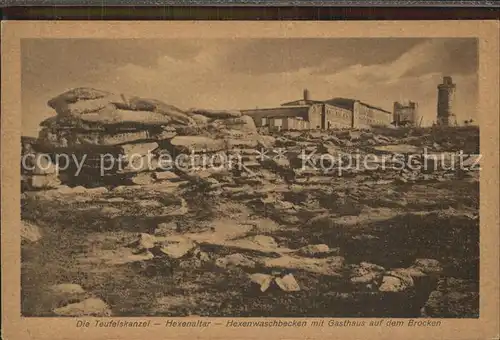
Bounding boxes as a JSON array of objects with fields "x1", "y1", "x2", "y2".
[
  {"x1": 19, "y1": 36, "x2": 481, "y2": 318},
  {"x1": 2, "y1": 20, "x2": 499, "y2": 340}
]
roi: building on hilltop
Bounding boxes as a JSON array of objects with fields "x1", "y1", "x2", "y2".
[
  {"x1": 323, "y1": 97, "x2": 392, "y2": 128},
  {"x1": 437, "y1": 76, "x2": 457, "y2": 126},
  {"x1": 242, "y1": 89, "x2": 392, "y2": 131},
  {"x1": 393, "y1": 101, "x2": 419, "y2": 126}
]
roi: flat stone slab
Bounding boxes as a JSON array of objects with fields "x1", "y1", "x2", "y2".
[{"x1": 263, "y1": 255, "x2": 345, "y2": 277}]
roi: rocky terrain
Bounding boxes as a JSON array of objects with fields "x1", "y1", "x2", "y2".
[{"x1": 21, "y1": 88, "x2": 480, "y2": 318}]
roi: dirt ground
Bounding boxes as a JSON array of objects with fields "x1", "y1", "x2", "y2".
[{"x1": 21, "y1": 126, "x2": 480, "y2": 317}]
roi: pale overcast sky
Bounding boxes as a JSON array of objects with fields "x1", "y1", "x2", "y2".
[{"x1": 22, "y1": 38, "x2": 478, "y2": 136}]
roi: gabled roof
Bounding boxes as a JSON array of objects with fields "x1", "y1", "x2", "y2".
[
  {"x1": 241, "y1": 105, "x2": 312, "y2": 121},
  {"x1": 281, "y1": 99, "x2": 323, "y2": 106},
  {"x1": 324, "y1": 97, "x2": 391, "y2": 114},
  {"x1": 280, "y1": 97, "x2": 391, "y2": 114},
  {"x1": 243, "y1": 105, "x2": 310, "y2": 112}
]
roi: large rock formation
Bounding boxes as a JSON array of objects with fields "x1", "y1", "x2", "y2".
[{"x1": 23, "y1": 87, "x2": 263, "y2": 190}]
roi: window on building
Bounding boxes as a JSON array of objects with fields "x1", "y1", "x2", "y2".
[
  {"x1": 261, "y1": 117, "x2": 267, "y2": 126},
  {"x1": 273, "y1": 118, "x2": 283, "y2": 131}
]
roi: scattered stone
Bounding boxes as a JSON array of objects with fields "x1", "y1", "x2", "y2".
[
  {"x1": 264, "y1": 256, "x2": 344, "y2": 277},
  {"x1": 155, "y1": 222, "x2": 178, "y2": 236},
  {"x1": 136, "y1": 199, "x2": 163, "y2": 208},
  {"x1": 374, "y1": 144, "x2": 422, "y2": 154},
  {"x1": 432, "y1": 142, "x2": 442, "y2": 151},
  {"x1": 379, "y1": 270, "x2": 414, "y2": 292},
  {"x1": 206, "y1": 220, "x2": 255, "y2": 240},
  {"x1": 163, "y1": 198, "x2": 189, "y2": 217},
  {"x1": 32, "y1": 154, "x2": 58, "y2": 175},
  {"x1": 170, "y1": 136, "x2": 226, "y2": 153},
  {"x1": 423, "y1": 278, "x2": 479, "y2": 318},
  {"x1": 360, "y1": 132, "x2": 374, "y2": 140},
  {"x1": 183, "y1": 170, "x2": 214, "y2": 182},
  {"x1": 86, "y1": 187, "x2": 109, "y2": 195},
  {"x1": 351, "y1": 234, "x2": 379, "y2": 241},
  {"x1": 273, "y1": 200, "x2": 295, "y2": 210},
  {"x1": 395, "y1": 266, "x2": 427, "y2": 278},
  {"x1": 247, "y1": 218, "x2": 281, "y2": 233},
  {"x1": 349, "y1": 262, "x2": 385, "y2": 284},
  {"x1": 347, "y1": 131, "x2": 362, "y2": 141},
  {"x1": 30, "y1": 174, "x2": 61, "y2": 189},
  {"x1": 159, "y1": 238, "x2": 197, "y2": 259},
  {"x1": 190, "y1": 114, "x2": 211, "y2": 125},
  {"x1": 249, "y1": 273, "x2": 274, "y2": 292},
  {"x1": 130, "y1": 172, "x2": 155, "y2": 185},
  {"x1": 100, "y1": 206, "x2": 122, "y2": 218},
  {"x1": 379, "y1": 276, "x2": 406, "y2": 292},
  {"x1": 205, "y1": 177, "x2": 220, "y2": 186},
  {"x1": 413, "y1": 258, "x2": 443, "y2": 274},
  {"x1": 120, "y1": 251, "x2": 155, "y2": 264},
  {"x1": 79, "y1": 248, "x2": 155, "y2": 266},
  {"x1": 156, "y1": 126, "x2": 177, "y2": 140},
  {"x1": 376, "y1": 135, "x2": 392, "y2": 143},
  {"x1": 244, "y1": 235, "x2": 278, "y2": 249},
  {"x1": 118, "y1": 155, "x2": 161, "y2": 174},
  {"x1": 100, "y1": 197, "x2": 126, "y2": 203},
  {"x1": 176, "y1": 248, "x2": 211, "y2": 269},
  {"x1": 52, "y1": 298, "x2": 111, "y2": 317},
  {"x1": 194, "y1": 250, "x2": 211, "y2": 263},
  {"x1": 21, "y1": 221, "x2": 42, "y2": 243},
  {"x1": 49, "y1": 283, "x2": 85, "y2": 295},
  {"x1": 215, "y1": 253, "x2": 256, "y2": 269},
  {"x1": 129, "y1": 233, "x2": 157, "y2": 250},
  {"x1": 54, "y1": 185, "x2": 85, "y2": 195},
  {"x1": 275, "y1": 274, "x2": 301, "y2": 292},
  {"x1": 461, "y1": 154, "x2": 481, "y2": 169},
  {"x1": 226, "y1": 137, "x2": 259, "y2": 148},
  {"x1": 154, "y1": 171, "x2": 181, "y2": 181},
  {"x1": 257, "y1": 135, "x2": 276, "y2": 149},
  {"x1": 296, "y1": 244, "x2": 331, "y2": 257}
]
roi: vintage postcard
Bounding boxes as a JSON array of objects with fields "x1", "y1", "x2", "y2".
[{"x1": 2, "y1": 21, "x2": 499, "y2": 340}]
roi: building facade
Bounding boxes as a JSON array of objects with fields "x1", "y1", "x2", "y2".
[
  {"x1": 242, "y1": 91, "x2": 392, "y2": 131},
  {"x1": 323, "y1": 104, "x2": 353, "y2": 129},
  {"x1": 323, "y1": 97, "x2": 393, "y2": 129},
  {"x1": 393, "y1": 101, "x2": 419, "y2": 126},
  {"x1": 268, "y1": 116, "x2": 310, "y2": 131}
]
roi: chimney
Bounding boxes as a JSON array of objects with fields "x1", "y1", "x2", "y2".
[{"x1": 303, "y1": 89, "x2": 310, "y2": 102}]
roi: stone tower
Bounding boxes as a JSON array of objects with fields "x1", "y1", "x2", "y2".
[{"x1": 437, "y1": 76, "x2": 456, "y2": 126}]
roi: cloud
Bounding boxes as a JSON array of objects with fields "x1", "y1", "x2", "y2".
[
  {"x1": 304, "y1": 39, "x2": 478, "y2": 124},
  {"x1": 21, "y1": 38, "x2": 478, "y2": 137},
  {"x1": 317, "y1": 38, "x2": 477, "y2": 86},
  {"x1": 222, "y1": 38, "x2": 428, "y2": 75}
]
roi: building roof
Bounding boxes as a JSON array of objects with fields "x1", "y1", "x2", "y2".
[
  {"x1": 241, "y1": 105, "x2": 311, "y2": 121},
  {"x1": 279, "y1": 97, "x2": 391, "y2": 114},
  {"x1": 281, "y1": 99, "x2": 323, "y2": 106},
  {"x1": 324, "y1": 97, "x2": 392, "y2": 114},
  {"x1": 242, "y1": 105, "x2": 310, "y2": 112}
]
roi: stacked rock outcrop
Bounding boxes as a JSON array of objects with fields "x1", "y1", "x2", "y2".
[{"x1": 23, "y1": 87, "x2": 263, "y2": 189}]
